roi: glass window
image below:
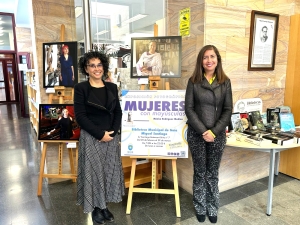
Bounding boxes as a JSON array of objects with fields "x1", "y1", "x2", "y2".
[
  {"x1": 75, "y1": 0, "x2": 165, "y2": 45},
  {"x1": 0, "y1": 14, "x2": 15, "y2": 51}
]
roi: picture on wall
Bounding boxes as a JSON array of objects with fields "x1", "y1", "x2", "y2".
[
  {"x1": 248, "y1": 10, "x2": 279, "y2": 71},
  {"x1": 38, "y1": 104, "x2": 80, "y2": 141},
  {"x1": 43, "y1": 41, "x2": 78, "y2": 88},
  {"x1": 130, "y1": 36, "x2": 182, "y2": 78}
]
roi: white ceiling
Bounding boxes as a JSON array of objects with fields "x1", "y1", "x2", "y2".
[{"x1": 0, "y1": 0, "x2": 32, "y2": 28}]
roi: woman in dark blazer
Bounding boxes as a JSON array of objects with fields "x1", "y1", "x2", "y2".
[
  {"x1": 185, "y1": 45, "x2": 233, "y2": 223},
  {"x1": 74, "y1": 51, "x2": 124, "y2": 225}
]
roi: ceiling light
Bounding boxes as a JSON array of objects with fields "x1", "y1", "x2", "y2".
[
  {"x1": 95, "y1": 30, "x2": 109, "y2": 35},
  {"x1": 75, "y1": 6, "x2": 83, "y2": 18},
  {"x1": 122, "y1": 14, "x2": 148, "y2": 26}
]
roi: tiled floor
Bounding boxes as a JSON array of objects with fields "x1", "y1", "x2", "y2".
[{"x1": 0, "y1": 103, "x2": 300, "y2": 225}]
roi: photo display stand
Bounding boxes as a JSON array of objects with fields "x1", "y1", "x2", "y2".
[
  {"x1": 46, "y1": 24, "x2": 74, "y2": 104},
  {"x1": 126, "y1": 25, "x2": 181, "y2": 217},
  {"x1": 38, "y1": 24, "x2": 78, "y2": 196},
  {"x1": 37, "y1": 140, "x2": 78, "y2": 196}
]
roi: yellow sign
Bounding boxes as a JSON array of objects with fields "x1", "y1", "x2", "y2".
[{"x1": 179, "y1": 8, "x2": 190, "y2": 37}]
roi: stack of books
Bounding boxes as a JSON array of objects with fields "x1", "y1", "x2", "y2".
[
  {"x1": 262, "y1": 133, "x2": 294, "y2": 146},
  {"x1": 230, "y1": 109, "x2": 299, "y2": 147}
]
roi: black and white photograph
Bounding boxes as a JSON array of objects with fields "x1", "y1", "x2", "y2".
[{"x1": 248, "y1": 10, "x2": 279, "y2": 70}]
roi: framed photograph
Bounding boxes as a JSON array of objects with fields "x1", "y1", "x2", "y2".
[
  {"x1": 43, "y1": 41, "x2": 78, "y2": 87},
  {"x1": 38, "y1": 104, "x2": 80, "y2": 141},
  {"x1": 248, "y1": 10, "x2": 279, "y2": 71},
  {"x1": 130, "y1": 36, "x2": 182, "y2": 78}
]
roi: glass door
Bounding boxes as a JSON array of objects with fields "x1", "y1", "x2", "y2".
[{"x1": 0, "y1": 58, "x2": 18, "y2": 102}]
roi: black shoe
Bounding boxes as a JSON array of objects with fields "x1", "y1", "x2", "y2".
[
  {"x1": 208, "y1": 216, "x2": 217, "y2": 223},
  {"x1": 101, "y1": 208, "x2": 114, "y2": 222},
  {"x1": 92, "y1": 207, "x2": 105, "y2": 224},
  {"x1": 196, "y1": 214, "x2": 206, "y2": 222}
]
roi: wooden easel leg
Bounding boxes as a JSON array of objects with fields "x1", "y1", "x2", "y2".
[
  {"x1": 58, "y1": 143, "x2": 63, "y2": 175},
  {"x1": 126, "y1": 158, "x2": 137, "y2": 214},
  {"x1": 37, "y1": 143, "x2": 48, "y2": 196},
  {"x1": 68, "y1": 148, "x2": 76, "y2": 182},
  {"x1": 75, "y1": 146, "x2": 78, "y2": 181},
  {"x1": 48, "y1": 93, "x2": 53, "y2": 103},
  {"x1": 172, "y1": 159, "x2": 181, "y2": 217},
  {"x1": 152, "y1": 159, "x2": 158, "y2": 189}
]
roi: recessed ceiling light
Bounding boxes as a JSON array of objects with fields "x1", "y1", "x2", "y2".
[
  {"x1": 75, "y1": 7, "x2": 83, "y2": 18},
  {"x1": 95, "y1": 30, "x2": 109, "y2": 35}
]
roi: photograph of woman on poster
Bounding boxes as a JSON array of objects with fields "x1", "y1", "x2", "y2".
[
  {"x1": 136, "y1": 41, "x2": 162, "y2": 76},
  {"x1": 59, "y1": 45, "x2": 74, "y2": 87}
]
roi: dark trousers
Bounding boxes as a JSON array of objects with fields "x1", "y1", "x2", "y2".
[{"x1": 187, "y1": 125, "x2": 226, "y2": 216}]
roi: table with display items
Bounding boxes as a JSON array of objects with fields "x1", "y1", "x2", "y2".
[{"x1": 226, "y1": 135, "x2": 299, "y2": 216}]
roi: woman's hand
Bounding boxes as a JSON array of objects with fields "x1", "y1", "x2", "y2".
[
  {"x1": 99, "y1": 131, "x2": 114, "y2": 142},
  {"x1": 202, "y1": 130, "x2": 214, "y2": 142}
]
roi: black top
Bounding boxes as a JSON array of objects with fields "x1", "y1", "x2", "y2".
[
  {"x1": 90, "y1": 86, "x2": 107, "y2": 107},
  {"x1": 55, "y1": 117, "x2": 73, "y2": 138},
  {"x1": 74, "y1": 81, "x2": 122, "y2": 140}
]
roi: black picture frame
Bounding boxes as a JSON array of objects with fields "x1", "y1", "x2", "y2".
[
  {"x1": 248, "y1": 10, "x2": 279, "y2": 71},
  {"x1": 130, "y1": 36, "x2": 182, "y2": 78},
  {"x1": 38, "y1": 104, "x2": 80, "y2": 141},
  {"x1": 43, "y1": 41, "x2": 78, "y2": 87}
]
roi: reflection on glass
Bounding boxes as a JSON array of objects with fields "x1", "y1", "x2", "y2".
[
  {"x1": 0, "y1": 61, "x2": 6, "y2": 101},
  {"x1": 0, "y1": 14, "x2": 15, "y2": 51}
]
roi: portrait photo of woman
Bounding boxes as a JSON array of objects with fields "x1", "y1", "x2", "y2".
[{"x1": 43, "y1": 41, "x2": 78, "y2": 88}]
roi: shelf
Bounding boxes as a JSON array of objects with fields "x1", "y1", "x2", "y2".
[{"x1": 26, "y1": 71, "x2": 39, "y2": 134}]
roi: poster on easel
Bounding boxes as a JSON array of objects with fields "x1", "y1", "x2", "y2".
[{"x1": 121, "y1": 90, "x2": 188, "y2": 158}]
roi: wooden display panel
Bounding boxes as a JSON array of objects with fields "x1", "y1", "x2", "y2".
[{"x1": 280, "y1": 14, "x2": 300, "y2": 179}]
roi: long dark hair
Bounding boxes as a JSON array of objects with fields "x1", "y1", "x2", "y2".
[
  {"x1": 190, "y1": 45, "x2": 228, "y2": 84},
  {"x1": 78, "y1": 51, "x2": 109, "y2": 80}
]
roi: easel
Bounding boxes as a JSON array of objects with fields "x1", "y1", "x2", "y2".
[
  {"x1": 126, "y1": 23, "x2": 180, "y2": 217},
  {"x1": 126, "y1": 156, "x2": 181, "y2": 217},
  {"x1": 47, "y1": 24, "x2": 74, "y2": 104},
  {"x1": 37, "y1": 24, "x2": 78, "y2": 196},
  {"x1": 37, "y1": 140, "x2": 78, "y2": 196}
]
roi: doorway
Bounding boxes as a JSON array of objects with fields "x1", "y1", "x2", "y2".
[{"x1": 0, "y1": 55, "x2": 19, "y2": 102}]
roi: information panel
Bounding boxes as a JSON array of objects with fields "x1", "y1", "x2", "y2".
[{"x1": 121, "y1": 90, "x2": 188, "y2": 158}]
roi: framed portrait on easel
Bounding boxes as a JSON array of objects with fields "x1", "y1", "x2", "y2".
[
  {"x1": 130, "y1": 36, "x2": 182, "y2": 78},
  {"x1": 38, "y1": 104, "x2": 80, "y2": 141},
  {"x1": 43, "y1": 41, "x2": 78, "y2": 88}
]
